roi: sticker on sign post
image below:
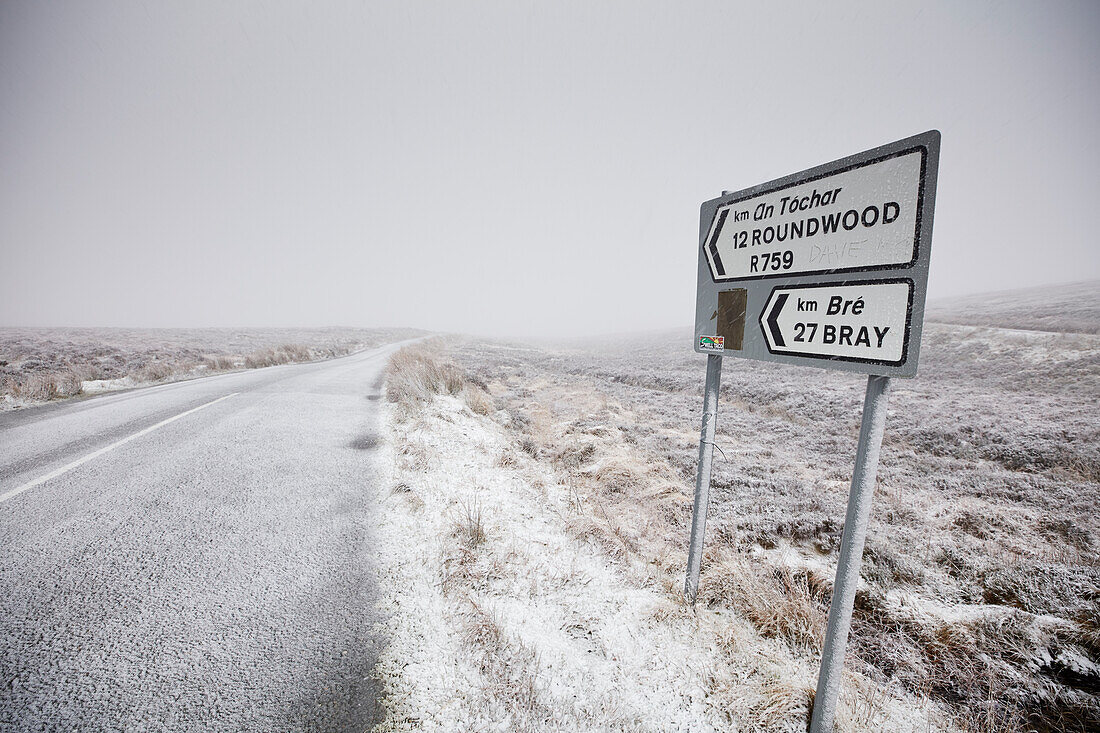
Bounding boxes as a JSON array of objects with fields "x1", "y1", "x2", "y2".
[
  {"x1": 698, "y1": 336, "x2": 725, "y2": 352},
  {"x1": 760, "y1": 280, "x2": 913, "y2": 366}
]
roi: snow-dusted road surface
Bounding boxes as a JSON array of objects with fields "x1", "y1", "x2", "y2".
[{"x1": 0, "y1": 342, "x2": 404, "y2": 731}]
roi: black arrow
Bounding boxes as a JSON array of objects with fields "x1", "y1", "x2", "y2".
[
  {"x1": 767, "y1": 293, "x2": 788, "y2": 347},
  {"x1": 706, "y1": 209, "x2": 729, "y2": 277}
]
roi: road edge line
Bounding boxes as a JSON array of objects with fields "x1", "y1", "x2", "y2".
[{"x1": 0, "y1": 392, "x2": 239, "y2": 506}]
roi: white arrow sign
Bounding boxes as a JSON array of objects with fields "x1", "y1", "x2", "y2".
[
  {"x1": 760, "y1": 281, "x2": 913, "y2": 366},
  {"x1": 703, "y1": 149, "x2": 926, "y2": 281}
]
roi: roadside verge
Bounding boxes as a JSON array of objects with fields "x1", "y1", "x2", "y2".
[{"x1": 368, "y1": 343, "x2": 944, "y2": 732}]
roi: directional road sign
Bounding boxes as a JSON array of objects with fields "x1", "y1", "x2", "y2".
[
  {"x1": 760, "y1": 280, "x2": 913, "y2": 366},
  {"x1": 694, "y1": 130, "x2": 939, "y2": 377}
]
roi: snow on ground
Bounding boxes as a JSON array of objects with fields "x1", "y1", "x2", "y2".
[
  {"x1": 80, "y1": 376, "x2": 140, "y2": 394},
  {"x1": 369, "y1": 385, "x2": 947, "y2": 732},
  {"x1": 440, "y1": 296, "x2": 1100, "y2": 731},
  {"x1": 925, "y1": 279, "x2": 1100, "y2": 335}
]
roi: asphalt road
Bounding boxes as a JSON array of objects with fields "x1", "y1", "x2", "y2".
[{"x1": 0, "y1": 342, "x2": 405, "y2": 731}]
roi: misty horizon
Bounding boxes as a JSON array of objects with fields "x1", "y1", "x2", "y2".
[{"x1": 3, "y1": 2, "x2": 1098, "y2": 338}]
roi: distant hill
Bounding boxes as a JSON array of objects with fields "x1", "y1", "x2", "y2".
[{"x1": 925, "y1": 280, "x2": 1100, "y2": 334}]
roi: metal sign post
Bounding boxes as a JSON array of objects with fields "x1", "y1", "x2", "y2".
[
  {"x1": 809, "y1": 374, "x2": 891, "y2": 733},
  {"x1": 686, "y1": 131, "x2": 939, "y2": 731},
  {"x1": 684, "y1": 353, "x2": 722, "y2": 605}
]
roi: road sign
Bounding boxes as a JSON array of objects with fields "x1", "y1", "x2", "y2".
[
  {"x1": 760, "y1": 280, "x2": 912, "y2": 366},
  {"x1": 702, "y1": 150, "x2": 925, "y2": 282},
  {"x1": 694, "y1": 130, "x2": 939, "y2": 378},
  {"x1": 686, "y1": 132, "x2": 941, "y2": 733}
]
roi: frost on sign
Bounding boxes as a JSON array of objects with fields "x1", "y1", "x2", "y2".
[{"x1": 703, "y1": 149, "x2": 927, "y2": 281}]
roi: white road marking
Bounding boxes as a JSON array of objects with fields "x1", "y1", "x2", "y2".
[{"x1": 0, "y1": 393, "x2": 238, "y2": 506}]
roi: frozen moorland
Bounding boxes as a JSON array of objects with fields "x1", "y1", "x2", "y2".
[
  {"x1": 925, "y1": 279, "x2": 1100, "y2": 335},
  {"x1": 372, "y1": 281, "x2": 1098, "y2": 732},
  {"x1": 0, "y1": 326, "x2": 424, "y2": 409}
]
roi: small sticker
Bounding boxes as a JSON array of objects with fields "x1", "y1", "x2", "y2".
[{"x1": 699, "y1": 336, "x2": 725, "y2": 352}]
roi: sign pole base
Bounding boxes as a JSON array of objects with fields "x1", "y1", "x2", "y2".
[
  {"x1": 810, "y1": 374, "x2": 892, "y2": 733},
  {"x1": 685, "y1": 353, "x2": 722, "y2": 605}
]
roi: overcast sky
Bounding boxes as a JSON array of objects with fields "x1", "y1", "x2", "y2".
[{"x1": 2, "y1": 1, "x2": 1097, "y2": 337}]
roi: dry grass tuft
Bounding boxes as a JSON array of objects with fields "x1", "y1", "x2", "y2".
[
  {"x1": 138, "y1": 360, "x2": 175, "y2": 382},
  {"x1": 461, "y1": 598, "x2": 550, "y2": 726},
  {"x1": 243, "y1": 343, "x2": 312, "y2": 369},
  {"x1": 564, "y1": 515, "x2": 632, "y2": 561},
  {"x1": 702, "y1": 558, "x2": 830, "y2": 653},
  {"x1": 25, "y1": 374, "x2": 64, "y2": 400},
  {"x1": 5, "y1": 367, "x2": 90, "y2": 401},
  {"x1": 386, "y1": 343, "x2": 494, "y2": 418},
  {"x1": 389, "y1": 482, "x2": 424, "y2": 512},
  {"x1": 439, "y1": 496, "x2": 493, "y2": 595},
  {"x1": 203, "y1": 354, "x2": 238, "y2": 371},
  {"x1": 465, "y1": 385, "x2": 495, "y2": 415},
  {"x1": 750, "y1": 677, "x2": 814, "y2": 731},
  {"x1": 54, "y1": 368, "x2": 86, "y2": 396},
  {"x1": 387, "y1": 345, "x2": 466, "y2": 407},
  {"x1": 455, "y1": 499, "x2": 487, "y2": 549},
  {"x1": 583, "y1": 455, "x2": 648, "y2": 494}
]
